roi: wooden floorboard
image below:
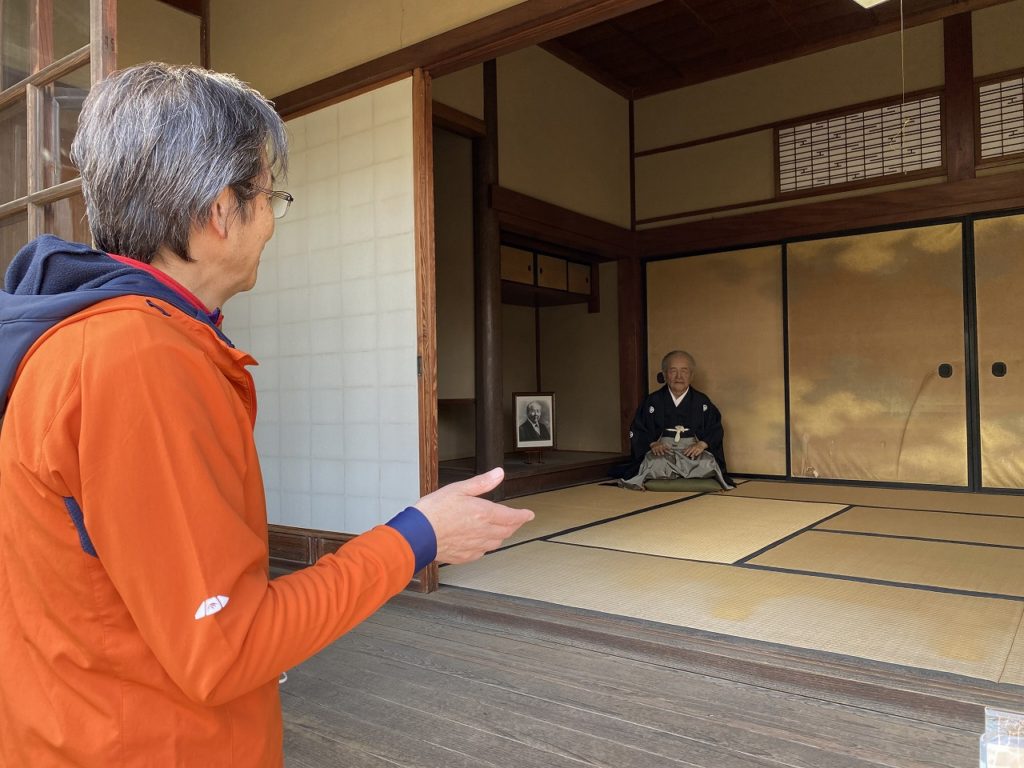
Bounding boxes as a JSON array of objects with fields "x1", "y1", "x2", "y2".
[
  {"x1": 303, "y1": 622, "x2": 937, "y2": 767},
  {"x1": 279, "y1": 590, "x2": 1004, "y2": 767}
]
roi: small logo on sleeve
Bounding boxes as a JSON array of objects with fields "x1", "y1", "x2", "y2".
[{"x1": 195, "y1": 595, "x2": 230, "y2": 620}]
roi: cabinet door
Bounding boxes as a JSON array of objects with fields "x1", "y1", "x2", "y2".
[
  {"x1": 500, "y1": 246, "x2": 534, "y2": 285},
  {"x1": 567, "y1": 262, "x2": 591, "y2": 294},
  {"x1": 536, "y1": 254, "x2": 567, "y2": 290}
]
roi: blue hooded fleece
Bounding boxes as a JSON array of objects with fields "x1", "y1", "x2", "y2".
[{"x1": 0, "y1": 235, "x2": 233, "y2": 416}]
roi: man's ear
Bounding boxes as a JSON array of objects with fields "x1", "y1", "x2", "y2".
[{"x1": 207, "y1": 186, "x2": 236, "y2": 239}]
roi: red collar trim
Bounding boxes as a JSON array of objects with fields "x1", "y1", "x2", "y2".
[{"x1": 108, "y1": 253, "x2": 222, "y2": 326}]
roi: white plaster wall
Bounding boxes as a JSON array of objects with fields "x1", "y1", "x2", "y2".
[
  {"x1": 498, "y1": 46, "x2": 631, "y2": 228},
  {"x1": 223, "y1": 78, "x2": 420, "y2": 534},
  {"x1": 539, "y1": 261, "x2": 620, "y2": 452},
  {"x1": 973, "y1": 0, "x2": 1024, "y2": 77}
]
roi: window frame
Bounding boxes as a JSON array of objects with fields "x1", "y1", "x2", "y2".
[
  {"x1": 0, "y1": 0, "x2": 116, "y2": 248},
  {"x1": 975, "y1": 67, "x2": 1024, "y2": 169},
  {"x1": 773, "y1": 87, "x2": 946, "y2": 201}
]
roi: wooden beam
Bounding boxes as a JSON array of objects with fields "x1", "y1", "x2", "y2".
[
  {"x1": 640, "y1": 170, "x2": 1024, "y2": 257},
  {"x1": 431, "y1": 100, "x2": 485, "y2": 138},
  {"x1": 155, "y1": 0, "x2": 202, "y2": 17},
  {"x1": 271, "y1": 0, "x2": 662, "y2": 119},
  {"x1": 944, "y1": 13, "x2": 976, "y2": 182},
  {"x1": 490, "y1": 186, "x2": 634, "y2": 260}
]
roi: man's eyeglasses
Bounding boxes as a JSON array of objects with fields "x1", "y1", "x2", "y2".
[{"x1": 249, "y1": 184, "x2": 294, "y2": 219}]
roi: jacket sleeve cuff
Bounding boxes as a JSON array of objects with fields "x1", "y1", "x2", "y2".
[{"x1": 385, "y1": 506, "x2": 437, "y2": 573}]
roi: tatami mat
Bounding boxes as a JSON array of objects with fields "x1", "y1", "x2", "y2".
[
  {"x1": 498, "y1": 483, "x2": 700, "y2": 547},
  {"x1": 820, "y1": 506, "x2": 1024, "y2": 547},
  {"x1": 1002, "y1": 617, "x2": 1024, "y2": 685},
  {"x1": 440, "y1": 541, "x2": 1024, "y2": 683},
  {"x1": 513, "y1": 482, "x2": 699, "y2": 513},
  {"x1": 552, "y1": 495, "x2": 844, "y2": 563},
  {"x1": 750, "y1": 530, "x2": 1024, "y2": 597},
  {"x1": 726, "y1": 480, "x2": 1024, "y2": 516}
]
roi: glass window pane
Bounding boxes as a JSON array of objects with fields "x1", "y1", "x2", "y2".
[
  {"x1": 787, "y1": 224, "x2": 967, "y2": 486},
  {"x1": 44, "y1": 191, "x2": 89, "y2": 245},
  {"x1": 52, "y1": 0, "x2": 91, "y2": 63},
  {"x1": 0, "y1": 98, "x2": 28, "y2": 204},
  {"x1": 1, "y1": 0, "x2": 30, "y2": 89},
  {"x1": 1, "y1": 211, "x2": 28, "y2": 283},
  {"x1": 42, "y1": 64, "x2": 89, "y2": 187}
]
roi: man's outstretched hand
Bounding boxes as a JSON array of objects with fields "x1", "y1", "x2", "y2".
[{"x1": 415, "y1": 468, "x2": 534, "y2": 564}]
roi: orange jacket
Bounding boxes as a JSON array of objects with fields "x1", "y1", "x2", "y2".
[{"x1": 0, "y1": 293, "x2": 421, "y2": 766}]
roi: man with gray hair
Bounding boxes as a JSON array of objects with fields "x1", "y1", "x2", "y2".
[
  {"x1": 0, "y1": 63, "x2": 532, "y2": 767},
  {"x1": 615, "y1": 350, "x2": 733, "y2": 490}
]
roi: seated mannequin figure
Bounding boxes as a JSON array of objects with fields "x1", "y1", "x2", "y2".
[{"x1": 616, "y1": 350, "x2": 734, "y2": 490}]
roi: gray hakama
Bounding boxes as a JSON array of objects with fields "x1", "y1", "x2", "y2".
[{"x1": 618, "y1": 435, "x2": 733, "y2": 490}]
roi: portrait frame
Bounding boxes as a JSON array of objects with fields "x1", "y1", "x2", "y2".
[{"x1": 513, "y1": 392, "x2": 555, "y2": 449}]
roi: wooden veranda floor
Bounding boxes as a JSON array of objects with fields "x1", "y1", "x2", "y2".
[{"x1": 280, "y1": 588, "x2": 1021, "y2": 768}]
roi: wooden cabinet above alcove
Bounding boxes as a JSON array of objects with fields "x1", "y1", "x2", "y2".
[{"x1": 499, "y1": 243, "x2": 600, "y2": 311}]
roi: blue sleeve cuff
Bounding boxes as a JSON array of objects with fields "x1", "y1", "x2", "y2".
[{"x1": 385, "y1": 506, "x2": 437, "y2": 573}]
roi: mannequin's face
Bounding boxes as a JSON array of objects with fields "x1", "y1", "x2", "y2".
[{"x1": 664, "y1": 355, "x2": 693, "y2": 397}]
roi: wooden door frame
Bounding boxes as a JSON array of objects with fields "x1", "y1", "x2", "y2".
[{"x1": 264, "y1": 0, "x2": 657, "y2": 590}]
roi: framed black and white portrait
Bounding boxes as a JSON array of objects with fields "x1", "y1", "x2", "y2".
[{"x1": 513, "y1": 392, "x2": 555, "y2": 449}]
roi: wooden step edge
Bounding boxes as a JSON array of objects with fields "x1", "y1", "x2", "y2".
[
  {"x1": 386, "y1": 590, "x2": 1002, "y2": 732},
  {"x1": 408, "y1": 587, "x2": 1024, "y2": 704}
]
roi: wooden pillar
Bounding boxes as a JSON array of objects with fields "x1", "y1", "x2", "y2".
[
  {"x1": 200, "y1": 0, "x2": 211, "y2": 68},
  {"x1": 943, "y1": 12, "x2": 975, "y2": 183},
  {"x1": 617, "y1": 255, "x2": 643, "y2": 453},
  {"x1": 619, "y1": 96, "x2": 641, "y2": 453},
  {"x1": 90, "y1": 0, "x2": 117, "y2": 84},
  {"x1": 473, "y1": 59, "x2": 504, "y2": 496}
]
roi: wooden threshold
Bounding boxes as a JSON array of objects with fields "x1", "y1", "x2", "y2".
[{"x1": 396, "y1": 588, "x2": 1024, "y2": 731}]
